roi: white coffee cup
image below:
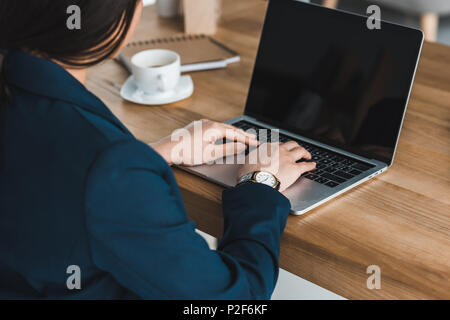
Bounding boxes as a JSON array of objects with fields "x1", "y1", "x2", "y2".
[{"x1": 131, "y1": 49, "x2": 181, "y2": 95}]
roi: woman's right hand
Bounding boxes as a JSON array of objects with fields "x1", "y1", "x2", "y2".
[{"x1": 238, "y1": 141, "x2": 317, "y2": 192}]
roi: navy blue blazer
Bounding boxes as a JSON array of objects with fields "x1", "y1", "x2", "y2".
[{"x1": 0, "y1": 51, "x2": 291, "y2": 299}]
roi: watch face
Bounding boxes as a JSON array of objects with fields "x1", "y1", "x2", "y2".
[{"x1": 255, "y1": 172, "x2": 277, "y2": 188}]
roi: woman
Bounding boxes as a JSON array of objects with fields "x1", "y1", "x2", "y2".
[{"x1": 0, "y1": 1, "x2": 315, "y2": 299}]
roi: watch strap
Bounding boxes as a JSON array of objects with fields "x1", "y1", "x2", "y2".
[{"x1": 237, "y1": 171, "x2": 281, "y2": 191}]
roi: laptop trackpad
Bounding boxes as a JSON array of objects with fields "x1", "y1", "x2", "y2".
[{"x1": 182, "y1": 160, "x2": 325, "y2": 211}]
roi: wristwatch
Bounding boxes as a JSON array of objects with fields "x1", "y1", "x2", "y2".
[{"x1": 237, "y1": 171, "x2": 281, "y2": 191}]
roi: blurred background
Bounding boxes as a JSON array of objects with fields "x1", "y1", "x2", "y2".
[
  {"x1": 147, "y1": 0, "x2": 450, "y2": 45},
  {"x1": 311, "y1": 0, "x2": 450, "y2": 44}
]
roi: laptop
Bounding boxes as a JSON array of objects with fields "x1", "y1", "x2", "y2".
[{"x1": 180, "y1": 0, "x2": 424, "y2": 215}]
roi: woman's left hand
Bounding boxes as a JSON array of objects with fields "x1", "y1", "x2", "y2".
[{"x1": 151, "y1": 119, "x2": 259, "y2": 166}]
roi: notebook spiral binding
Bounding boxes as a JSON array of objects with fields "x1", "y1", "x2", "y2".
[{"x1": 127, "y1": 34, "x2": 207, "y2": 47}]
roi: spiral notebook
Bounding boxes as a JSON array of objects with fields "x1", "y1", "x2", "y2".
[{"x1": 118, "y1": 34, "x2": 240, "y2": 73}]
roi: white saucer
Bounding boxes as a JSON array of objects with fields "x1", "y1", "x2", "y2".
[{"x1": 120, "y1": 75, "x2": 194, "y2": 105}]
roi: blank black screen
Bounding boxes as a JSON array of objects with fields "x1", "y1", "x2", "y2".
[{"x1": 245, "y1": 0, "x2": 423, "y2": 164}]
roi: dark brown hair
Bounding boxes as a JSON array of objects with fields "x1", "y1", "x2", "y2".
[{"x1": 0, "y1": 0, "x2": 140, "y2": 103}]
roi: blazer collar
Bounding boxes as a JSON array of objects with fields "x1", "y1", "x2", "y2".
[{"x1": 3, "y1": 50, "x2": 131, "y2": 135}]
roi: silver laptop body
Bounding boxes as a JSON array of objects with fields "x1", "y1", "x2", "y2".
[{"x1": 179, "y1": 0, "x2": 423, "y2": 215}]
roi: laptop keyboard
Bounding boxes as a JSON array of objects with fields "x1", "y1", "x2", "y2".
[{"x1": 233, "y1": 121, "x2": 375, "y2": 188}]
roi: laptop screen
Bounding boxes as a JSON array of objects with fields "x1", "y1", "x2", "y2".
[{"x1": 244, "y1": 0, "x2": 423, "y2": 165}]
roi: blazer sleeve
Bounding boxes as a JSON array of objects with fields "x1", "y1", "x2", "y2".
[{"x1": 85, "y1": 139, "x2": 291, "y2": 300}]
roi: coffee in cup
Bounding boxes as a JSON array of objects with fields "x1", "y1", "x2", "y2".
[{"x1": 131, "y1": 49, "x2": 181, "y2": 95}]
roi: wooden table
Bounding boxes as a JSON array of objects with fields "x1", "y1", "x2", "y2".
[{"x1": 87, "y1": 0, "x2": 450, "y2": 299}]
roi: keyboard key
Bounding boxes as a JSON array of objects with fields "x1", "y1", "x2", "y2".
[
  {"x1": 334, "y1": 170, "x2": 353, "y2": 180},
  {"x1": 312, "y1": 150, "x2": 324, "y2": 156},
  {"x1": 316, "y1": 163, "x2": 327, "y2": 169},
  {"x1": 321, "y1": 173, "x2": 346, "y2": 183},
  {"x1": 331, "y1": 156, "x2": 344, "y2": 163},
  {"x1": 304, "y1": 174, "x2": 318, "y2": 180},
  {"x1": 315, "y1": 177, "x2": 329, "y2": 184},
  {"x1": 326, "y1": 181, "x2": 339, "y2": 188},
  {"x1": 342, "y1": 159, "x2": 354, "y2": 166},
  {"x1": 300, "y1": 142, "x2": 311, "y2": 147},
  {"x1": 321, "y1": 159, "x2": 332, "y2": 165},
  {"x1": 324, "y1": 167, "x2": 336, "y2": 173}
]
